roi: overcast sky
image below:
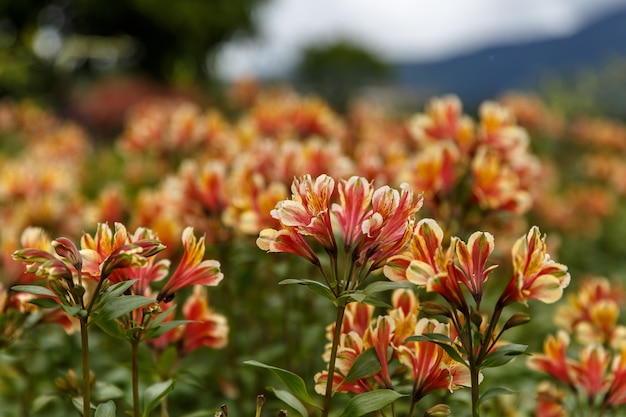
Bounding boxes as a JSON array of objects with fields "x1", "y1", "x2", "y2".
[{"x1": 215, "y1": 0, "x2": 626, "y2": 80}]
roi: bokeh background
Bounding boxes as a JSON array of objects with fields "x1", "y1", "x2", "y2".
[{"x1": 2, "y1": 1, "x2": 626, "y2": 416}]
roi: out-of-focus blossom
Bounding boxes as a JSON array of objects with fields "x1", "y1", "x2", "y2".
[
  {"x1": 527, "y1": 330, "x2": 576, "y2": 388},
  {"x1": 605, "y1": 346, "x2": 626, "y2": 408},
  {"x1": 150, "y1": 285, "x2": 228, "y2": 354},
  {"x1": 534, "y1": 381, "x2": 568, "y2": 417},
  {"x1": 554, "y1": 276, "x2": 626, "y2": 348}
]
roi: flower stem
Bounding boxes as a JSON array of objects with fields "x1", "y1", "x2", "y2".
[
  {"x1": 470, "y1": 357, "x2": 480, "y2": 417},
  {"x1": 131, "y1": 339, "x2": 140, "y2": 417},
  {"x1": 322, "y1": 304, "x2": 347, "y2": 417},
  {"x1": 80, "y1": 318, "x2": 91, "y2": 417}
]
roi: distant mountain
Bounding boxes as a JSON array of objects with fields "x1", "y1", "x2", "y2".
[{"x1": 393, "y1": 5, "x2": 626, "y2": 107}]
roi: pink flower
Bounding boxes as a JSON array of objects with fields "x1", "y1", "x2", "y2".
[
  {"x1": 256, "y1": 228, "x2": 320, "y2": 266},
  {"x1": 454, "y1": 231, "x2": 497, "y2": 302},
  {"x1": 331, "y1": 176, "x2": 374, "y2": 249},
  {"x1": 271, "y1": 174, "x2": 337, "y2": 251},
  {"x1": 179, "y1": 286, "x2": 228, "y2": 353},
  {"x1": 157, "y1": 227, "x2": 223, "y2": 302}
]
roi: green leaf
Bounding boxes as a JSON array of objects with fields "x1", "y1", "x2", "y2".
[
  {"x1": 142, "y1": 379, "x2": 176, "y2": 417},
  {"x1": 405, "y1": 335, "x2": 468, "y2": 366},
  {"x1": 60, "y1": 304, "x2": 82, "y2": 317},
  {"x1": 244, "y1": 360, "x2": 322, "y2": 409},
  {"x1": 105, "y1": 280, "x2": 137, "y2": 298},
  {"x1": 95, "y1": 400, "x2": 116, "y2": 417},
  {"x1": 11, "y1": 285, "x2": 56, "y2": 297},
  {"x1": 179, "y1": 412, "x2": 215, "y2": 417},
  {"x1": 339, "y1": 390, "x2": 405, "y2": 417},
  {"x1": 143, "y1": 320, "x2": 193, "y2": 340},
  {"x1": 343, "y1": 348, "x2": 382, "y2": 382},
  {"x1": 92, "y1": 295, "x2": 155, "y2": 323},
  {"x1": 31, "y1": 394, "x2": 57, "y2": 413},
  {"x1": 27, "y1": 297, "x2": 61, "y2": 309},
  {"x1": 338, "y1": 292, "x2": 391, "y2": 308},
  {"x1": 361, "y1": 281, "x2": 412, "y2": 294},
  {"x1": 279, "y1": 279, "x2": 337, "y2": 304},
  {"x1": 481, "y1": 344, "x2": 528, "y2": 369},
  {"x1": 267, "y1": 386, "x2": 309, "y2": 417},
  {"x1": 93, "y1": 316, "x2": 126, "y2": 340},
  {"x1": 478, "y1": 387, "x2": 515, "y2": 406},
  {"x1": 93, "y1": 381, "x2": 124, "y2": 401}
]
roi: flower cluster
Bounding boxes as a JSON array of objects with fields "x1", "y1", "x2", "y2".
[
  {"x1": 529, "y1": 277, "x2": 626, "y2": 415},
  {"x1": 314, "y1": 289, "x2": 469, "y2": 402},
  {"x1": 257, "y1": 174, "x2": 423, "y2": 289},
  {"x1": 11, "y1": 222, "x2": 226, "y2": 350}
]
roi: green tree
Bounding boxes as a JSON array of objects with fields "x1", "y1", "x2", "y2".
[
  {"x1": 0, "y1": 0, "x2": 268, "y2": 99},
  {"x1": 295, "y1": 40, "x2": 392, "y2": 111}
]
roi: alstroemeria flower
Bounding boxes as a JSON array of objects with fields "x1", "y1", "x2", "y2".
[
  {"x1": 605, "y1": 346, "x2": 626, "y2": 408},
  {"x1": 357, "y1": 183, "x2": 423, "y2": 271},
  {"x1": 500, "y1": 226, "x2": 570, "y2": 306},
  {"x1": 527, "y1": 330, "x2": 576, "y2": 388},
  {"x1": 257, "y1": 228, "x2": 320, "y2": 266},
  {"x1": 80, "y1": 223, "x2": 165, "y2": 284},
  {"x1": 157, "y1": 227, "x2": 223, "y2": 301},
  {"x1": 179, "y1": 285, "x2": 228, "y2": 353},
  {"x1": 271, "y1": 174, "x2": 337, "y2": 252},
  {"x1": 397, "y1": 318, "x2": 465, "y2": 401},
  {"x1": 363, "y1": 316, "x2": 395, "y2": 388},
  {"x1": 331, "y1": 176, "x2": 374, "y2": 249},
  {"x1": 454, "y1": 231, "x2": 497, "y2": 303},
  {"x1": 571, "y1": 344, "x2": 611, "y2": 400},
  {"x1": 384, "y1": 218, "x2": 448, "y2": 284}
]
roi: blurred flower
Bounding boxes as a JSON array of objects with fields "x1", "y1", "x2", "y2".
[
  {"x1": 527, "y1": 330, "x2": 576, "y2": 388},
  {"x1": 554, "y1": 276, "x2": 626, "y2": 348}
]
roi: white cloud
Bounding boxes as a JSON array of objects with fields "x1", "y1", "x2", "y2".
[{"x1": 215, "y1": 0, "x2": 626, "y2": 80}]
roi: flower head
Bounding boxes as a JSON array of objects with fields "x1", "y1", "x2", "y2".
[
  {"x1": 157, "y1": 227, "x2": 223, "y2": 301},
  {"x1": 500, "y1": 226, "x2": 570, "y2": 306}
]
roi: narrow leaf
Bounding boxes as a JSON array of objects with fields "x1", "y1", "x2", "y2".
[
  {"x1": 343, "y1": 348, "x2": 382, "y2": 382},
  {"x1": 94, "y1": 400, "x2": 116, "y2": 417},
  {"x1": 142, "y1": 379, "x2": 176, "y2": 417},
  {"x1": 11, "y1": 285, "x2": 56, "y2": 297},
  {"x1": 267, "y1": 386, "x2": 309, "y2": 417},
  {"x1": 27, "y1": 297, "x2": 61, "y2": 309},
  {"x1": 92, "y1": 295, "x2": 155, "y2": 323},
  {"x1": 481, "y1": 344, "x2": 528, "y2": 368},
  {"x1": 339, "y1": 390, "x2": 405, "y2": 417},
  {"x1": 361, "y1": 281, "x2": 412, "y2": 294},
  {"x1": 405, "y1": 335, "x2": 468, "y2": 366},
  {"x1": 478, "y1": 387, "x2": 515, "y2": 406},
  {"x1": 279, "y1": 279, "x2": 337, "y2": 303},
  {"x1": 244, "y1": 360, "x2": 322, "y2": 409},
  {"x1": 105, "y1": 279, "x2": 137, "y2": 298}
]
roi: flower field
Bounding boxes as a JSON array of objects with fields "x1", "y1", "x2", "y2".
[{"x1": 2, "y1": 82, "x2": 626, "y2": 417}]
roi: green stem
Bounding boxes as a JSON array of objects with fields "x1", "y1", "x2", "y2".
[
  {"x1": 470, "y1": 356, "x2": 480, "y2": 417},
  {"x1": 132, "y1": 339, "x2": 140, "y2": 417},
  {"x1": 80, "y1": 318, "x2": 91, "y2": 417},
  {"x1": 322, "y1": 304, "x2": 347, "y2": 417}
]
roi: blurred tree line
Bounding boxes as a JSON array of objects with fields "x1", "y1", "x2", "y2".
[{"x1": 0, "y1": 0, "x2": 268, "y2": 101}]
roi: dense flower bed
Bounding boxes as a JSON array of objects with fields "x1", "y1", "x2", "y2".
[{"x1": 1, "y1": 84, "x2": 626, "y2": 417}]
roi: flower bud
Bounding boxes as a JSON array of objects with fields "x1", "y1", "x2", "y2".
[
  {"x1": 424, "y1": 404, "x2": 450, "y2": 417},
  {"x1": 502, "y1": 312, "x2": 531, "y2": 331},
  {"x1": 420, "y1": 301, "x2": 452, "y2": 318},
  {"x1": 52, "y1": 237, "x2": 82, "y2": 270}
]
